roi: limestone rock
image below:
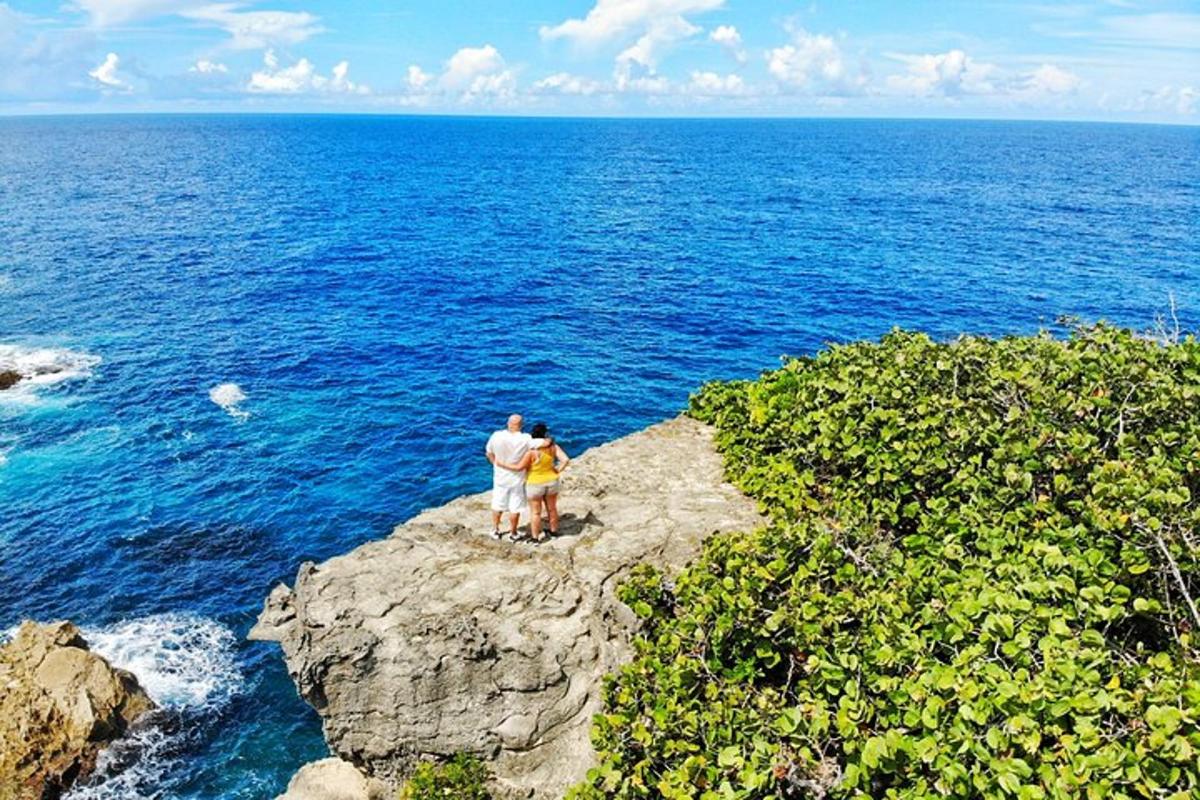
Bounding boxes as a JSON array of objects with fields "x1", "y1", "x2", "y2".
[
  {"x1": 0, "y1": 621, "x2": 155, "y2": 800},
  {"x1": 276, "y1": 758, "x2": 388, "y2": 800},
  {"x1": 254, "y1": 416, "x2": 761, "y2": 799}
]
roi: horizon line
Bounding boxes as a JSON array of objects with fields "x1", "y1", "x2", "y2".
[{"x1": 0, "y1": 109, "x2": 1197, "y2": 128}]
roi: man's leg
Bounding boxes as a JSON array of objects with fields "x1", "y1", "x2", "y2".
[
  {"x1": 489, "y1": 485, "x2": 505, "y2": 538},
  {"x1": 508, "y1": 484, "x2": 528, "y2": 541}
]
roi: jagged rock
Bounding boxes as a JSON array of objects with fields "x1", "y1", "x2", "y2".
[
  {"x1": 0, "y1": 621, "x2": 155, "y2": 800},
  {"x1": 0, "y1": 370, "x2": 21, "y2": 390},
  {"x1": 276, "y1": 758, "x2": 388, "y2": 800},
  {"x1": 253, "y1": 417, "x2": 762, "y2": 799}
]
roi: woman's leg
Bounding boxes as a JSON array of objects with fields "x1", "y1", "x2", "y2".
[
  {"x1": 546, "y1": 492, "x2": 559, "y2": 535},
  {"x1": 529, "y1": 495, "x2": 544, "y2": 540}
]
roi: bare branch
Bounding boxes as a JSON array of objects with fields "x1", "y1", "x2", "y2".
[{"x1": 1152, "y1": 528, "x2": 1200, "y2": 632}]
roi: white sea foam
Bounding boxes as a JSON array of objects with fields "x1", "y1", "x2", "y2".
[
  {"x1": 57, "y1": 614, "x2": 243, "y2": 800},
  {"x1": 0, "y1": 344, "x2": 100, "y2": 403},
  {"x1": 83, "y1": 614, "x2": 242, "y2": 710},
  {"x1": 63, "y1": 722, "x2": 177, "y2": 800},
  {"x1": 209, "y1": 382, "x2": 249, "y2": 420}
]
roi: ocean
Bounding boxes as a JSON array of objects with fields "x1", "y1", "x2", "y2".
[{"x1": 1, "y1": 115, "x2": 1197, "y2": 798}]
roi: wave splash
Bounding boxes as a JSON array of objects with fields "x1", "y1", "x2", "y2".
[
  {"x1": 209, "y1": 382, "x2": 249, "y2": 420},
  {"x1": 0, "y1": 344, "x2": 100, "y2": 400},
  {"x1": 62, "y1": 614, "x2": 243, "y2": 800},
  {"x1": 83, "y1": 614, "x2": 242, "y2": 710}
]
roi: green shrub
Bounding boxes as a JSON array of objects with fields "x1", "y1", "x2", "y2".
[
  {"x1": 399, "y1": 754, "x2": 491, "y2": 800},
  {"x1": 570, "y1": 325, "x2": 1199, "y2": 800}
]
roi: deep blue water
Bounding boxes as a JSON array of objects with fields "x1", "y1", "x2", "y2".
[{"x1": 0, "y1": 115, "x2": 1197, "y2": 798}]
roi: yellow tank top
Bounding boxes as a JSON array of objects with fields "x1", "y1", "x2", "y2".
[{"x1": 527, "y1": 449, "x2": 557, "y2": 484}]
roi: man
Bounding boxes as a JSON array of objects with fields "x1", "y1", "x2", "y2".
[{"x1": 485, "y1": 414, "x2": 549, "y2": 541}]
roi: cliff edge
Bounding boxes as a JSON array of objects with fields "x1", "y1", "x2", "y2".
[{"x1": 252, "y1": 416, "x2": 762, "y2": 799}]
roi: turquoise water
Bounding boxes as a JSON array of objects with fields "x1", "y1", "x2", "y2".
[{"x1": 0, "y1": 115, "x2": 1197, "y2": 797}]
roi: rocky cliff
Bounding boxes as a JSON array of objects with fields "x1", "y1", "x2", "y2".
[
  {"x1": 0, "y1": 621, "x2": 155, "y2": 800},
  {"x1": 253, "y1": 416, "x2": 761, "y2": 799}
]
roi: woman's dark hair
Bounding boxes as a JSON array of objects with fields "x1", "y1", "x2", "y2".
[{"x1": 531, "y1": 422, "x2": 549, "y2": 439}]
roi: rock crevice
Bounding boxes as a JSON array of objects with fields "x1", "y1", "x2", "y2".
[{"x1": 254, "y1": 416, "x2": 761, "y2": 799}]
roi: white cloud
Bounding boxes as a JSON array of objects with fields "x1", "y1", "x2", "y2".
[
  {"x1": 441, "y1": 44, "x2": 503, "y2": 89},
  {"x1": 709, "y1": 24, "x2": 740, "y2": 47},
  {"x1": 885, "y1": 49, "x2": 997, "y2": 96},
  {"x1": 73, "y1": 1, "x2": 324, "y2": 50},
  {"x1": 1020, "y1": 63, "x2": 1081, "y2": 95},
  {"x1": 542, "y1": 1, "x2": 725, "y2": 95},
  {"x1": 687, "y1": 70, "x2": 744, "y2": 95},
  {"x1": 182, "y1": 4, "x2": 323, "y2": 49},
  {"x1": 247, "y1": 49, "x2": 366, "y2": 94},
  {"x1": 885, "y1": 52, "x2": 1081, "y2": 100},
  {"x1": 614, "y1": 14, "x2": 697, "y2": 89},
  {"x1": 406, "y1": 65, "x2": 432, "y2": 91},
  {"x1": 532, "y1": 72, "x2": 604, "y2": 96},
  {"x1": 709, "y1": 24, "x2": 745, "y2": 63},
  {"x1": 464, "y1": 71, "x2": 516, "y2": 98},
  {"x1": 1128, "y1": 84, "x2": 1199, "y2": 115},
  {"x1": 329, "y1": 60, "x2": 359, "y2": 93},
  {"x1": 622, "y1": 74, "x2": 671, "y2": 94},
  {"x1": 767, "y1": 29, "x2": 863, "y2": 94},
  {"x1": 440, "y1": 44, "x2": 515, "y2": 100},
  {"x1": 247, "y1": 50, "x2": 313, "y2": 92},
  {"x1": 189, "y1": 58, "x2": 227, "y2": 74},
  {"x1": 73, "y1": 0, "x2": 202, "y2": 26},
  {"x1": 1180, "y1": 86, "x2": 1198, "y2": 115},
  {"x1": 539, "y1": 0, "x2": 724, "y2": 45},
  {"x1": 399, "y1": 46, "x2": 516, "y2": 103},
  {"x1": 88, "y1": 51, "x2": 129, "y2": 90}
]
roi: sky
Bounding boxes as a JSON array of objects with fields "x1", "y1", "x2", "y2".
[{"x1": 0, "y1": 0, "x2": 1197, "y2": 121}]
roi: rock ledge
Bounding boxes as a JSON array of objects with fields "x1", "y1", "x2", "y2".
[
  {"x1": 0, "y1": 621, "x2": 155, "y2": 799},
  {"x1": 254, "y1": 416, "x2": 761, "y2": 799}
]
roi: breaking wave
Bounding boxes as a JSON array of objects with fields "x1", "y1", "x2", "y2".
[
  {"x1": 61, "y1": 614, "x2": 243, "y2": 800},
  {"x1": 83, "y1": 614, "x2": 242, "y2": 710},
  {"x1": 0, "y1": 344, "x2": 100, "y2": 402}
]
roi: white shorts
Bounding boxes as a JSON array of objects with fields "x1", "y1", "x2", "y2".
[{"x1": 491, "y1": 483, "x2": 527, "y2": 514}]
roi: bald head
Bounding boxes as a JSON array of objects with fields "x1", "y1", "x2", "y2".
[{"x1": 507, "y1": 414, "x2": 523, "y2": 432}]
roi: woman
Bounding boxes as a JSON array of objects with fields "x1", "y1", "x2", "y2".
[{"x1": 515, "y1": 422, "x2": 570, "y2": 543}]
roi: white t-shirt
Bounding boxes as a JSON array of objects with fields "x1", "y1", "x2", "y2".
[{"x1": 486, "y1": 430, "x2": 533, "y2": 488}]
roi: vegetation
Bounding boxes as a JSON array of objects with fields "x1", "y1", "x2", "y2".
[
  {"x1": 569, "y1": 325, "x2": 1200, "y2": 800},
  {"x1": 399, "y1": 754, "x2": 492, "y2": 800}
]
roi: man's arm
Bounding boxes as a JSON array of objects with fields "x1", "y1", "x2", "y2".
[{"x1": 488, "y1": 451, "x2": 522, "y2": 470}]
